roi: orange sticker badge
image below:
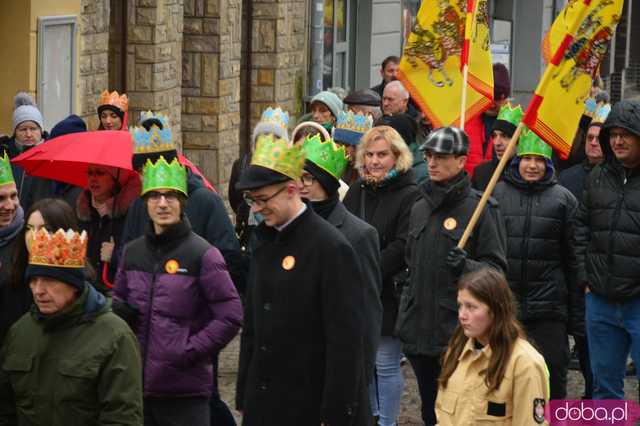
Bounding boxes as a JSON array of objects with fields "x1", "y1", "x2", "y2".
[
  {"x1": 165, "y1": 259, "x2": 179, "y2": 274},
  {"x1": 282, "y1": 255, "x2": 295, "y2": 271}
]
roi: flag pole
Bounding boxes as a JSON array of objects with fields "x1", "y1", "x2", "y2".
[
  {"x1": 457, "y1": 122, "x2": 524, "y2": 249},
  {"x1": 460, "y1": 64, "x2": 469, "y2": 130},
  {"x1": 459, "y1": 0, "x2": 474, "y2": 131}
]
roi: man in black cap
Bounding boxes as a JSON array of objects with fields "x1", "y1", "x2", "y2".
[
  {"x1": 235, "y1": 135, "x2": 370, "y2": 426},
  {"x1": 343, "y1": 89, "x2": 382, "y2": 121},
  {"x1": 396, "y1": 127, "x2": 507, "y2": 426}
]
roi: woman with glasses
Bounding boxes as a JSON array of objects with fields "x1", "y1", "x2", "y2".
[
  {"x1": 343, "y1": 125, "x2": 420, "y2": 426},
  {"x1": 76, "y1": 165, "x2": 141, "y2": 295}
]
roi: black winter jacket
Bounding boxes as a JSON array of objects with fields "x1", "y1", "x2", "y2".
[
  {"x1": 493, "y1": 161, "x2": 582, "y2": 331},
  {"x1": 343, "y1": 170, "x2": 420, "y2": 336},
  {"x1": 396, "y1": 172, "x2": 507, "y2": 356},
  {"x1": 559, "y1": 160, "x2": 597, "y2": 204},
  {"x1": 576, "y1": 100, "x2": 640, "y2": 300}
]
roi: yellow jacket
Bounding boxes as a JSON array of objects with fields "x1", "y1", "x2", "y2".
[{"x1": 436, "y1": 337, "x2": 549, "y2": 426}]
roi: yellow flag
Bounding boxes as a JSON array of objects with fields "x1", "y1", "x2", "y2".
[
  {"x1": 398, "y1": 0, "x2": 493, "y2": 128},
  {"x1": 523, "y1": 0, "x2": 623, "y2": 159}
]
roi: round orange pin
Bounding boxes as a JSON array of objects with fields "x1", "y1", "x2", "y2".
[
  {"x1": 282, "y1": 255, "x2": 295, "y2": 271},
  {"x1": 443, "y1": 217, "x2": 457, "y2": 231},
  {"x1": 165, "y1": 259, "x2": 179, "y2": 274}
]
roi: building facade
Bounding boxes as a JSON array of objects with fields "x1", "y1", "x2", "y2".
[{"x1": 0, "y1": 0, "x2": 637, "y2": 194}]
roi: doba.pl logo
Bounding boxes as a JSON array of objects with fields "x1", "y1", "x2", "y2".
[{"x1": 548, "y1": 400, "x2": 640, "y2": 425}]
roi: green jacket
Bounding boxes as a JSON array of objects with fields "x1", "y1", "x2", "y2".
[{"x1": 0, "y1": 284, "x2": 143, "y2": 426}]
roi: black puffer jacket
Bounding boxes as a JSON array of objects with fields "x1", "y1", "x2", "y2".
[
  {"x1": 396, "y1": 172, "x2": 507, "y2": 356},
  {"x1": 576, "y1": 100, "x2": 640, "y2": 300},
  {"x1": 343, "y1": 170, "x2": 420, "y2": 336},
  {"x1": 493, "y1": 159, "x2": 581, "y2": 326}
]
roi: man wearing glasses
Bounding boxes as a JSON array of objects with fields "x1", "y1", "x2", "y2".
[
  {"x1": 235, "y1": 134, "x2": 371, "y2": 426},
  {"x1": 112, "y1": 156, "x2": 243, "y2": 426}
]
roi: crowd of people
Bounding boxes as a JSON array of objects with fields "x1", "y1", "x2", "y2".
[{"x1": 0, "y1": 53, "x2": 638, "y2": 426}]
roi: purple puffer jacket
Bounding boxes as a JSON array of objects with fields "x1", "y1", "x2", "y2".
[{"x1": 113, "y1": 220, "x2": 242, "y2": 397}]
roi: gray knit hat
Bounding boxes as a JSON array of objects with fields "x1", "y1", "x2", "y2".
[
  {"x1": 310, "y1": 91, "x2": 343, "y2": 119},
  {"x1": 12, "y1": 92, "x2": 44, "y2": 133}
]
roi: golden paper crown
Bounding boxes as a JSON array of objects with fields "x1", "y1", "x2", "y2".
[
  {"x1": 98, "y1": 90, "x2": 129, "y2": 112},
  {"x1": 251, "y1": 134, "x2": 305, "y2": 181},
  {"x1": 28, "y1": 228, "x2": 88, "y2": 268}
]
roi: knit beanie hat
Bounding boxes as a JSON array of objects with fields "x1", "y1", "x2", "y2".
[
  {"x1": 25, "y1": 264, "x2": 86, "y2": 291},
  {"x1": 493, "y1": 63, "x2": 511, "y2": 100},
  {"x1": 311, "y1": 91, "x2": 344, "y2": 120},
  {"x1": 12, "y1": 92, "x2": 44, "y2": 133},
  {"x1": 304, "y1": 160, "x2": 340, "y2": 195},
  {"x1": 50, "y1": 115, "x2": 87, "y2": 139},
  {"x1": 376, "y1": 114, "x2": 417, "y2": 145}
]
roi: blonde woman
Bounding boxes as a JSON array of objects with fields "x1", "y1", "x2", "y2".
[{"x1": 343, "y1": 125, "x2": 420, "y2": 426}]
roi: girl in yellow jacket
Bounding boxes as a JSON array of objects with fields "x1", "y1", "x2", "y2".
[{"x1": 436, "y1": 268, "x2": 550, "y2": 426}]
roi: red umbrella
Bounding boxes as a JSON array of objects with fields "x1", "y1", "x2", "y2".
[{"x1": 12, "y1": 130, "x2": 134, "y2": 188}]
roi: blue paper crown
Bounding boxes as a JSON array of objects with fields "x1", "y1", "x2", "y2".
[
  {"x1": 131, "y1": 111, "x2": 174, "y2": 154},
  {"x1": 260, "y1": 107, "x2": 289, "y2": 130},
  {"x1": 333, "y1": 111, "x2": 373, "y2": 146}
]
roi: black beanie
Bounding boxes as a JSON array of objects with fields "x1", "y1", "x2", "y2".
[
  {"x1": 50, "y1": 114, "x2": 87, "y2": 139},
  {"x1": 97, "y1": 104, "x2": 125, "y2": 120},
  {"x1": 25, "y1": 264, "x2": 86, "y2": 291},
  {"x1": 133, "y1": 149, "x2": 178, "y2": 171},
  {"x1": 491, "y1": 119, "x2": 517, "y2": 138},
  {"x1": 305, "y1": 160, "x2": 340, "y2": 195},
  {"x1": 376, "y1": 113, "x2": 417, "y2": 145}
]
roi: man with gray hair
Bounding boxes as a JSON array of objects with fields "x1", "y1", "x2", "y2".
[{"x1": 382, "y1": 81, "x2": 410, "y2": 116}]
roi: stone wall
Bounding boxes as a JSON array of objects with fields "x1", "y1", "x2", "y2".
[
  {"x1": 127, "y1": 0, "x2": 183, "y2": 145},
  {"x1": 248, "y1": 0, "x2": 307, "y2": 136},
  {"x1": 182, "y1": 0, "x2": 242, "y2": 194},
  {"x1": 78, "y1": 0, "x2": 110, "y2": 129}
]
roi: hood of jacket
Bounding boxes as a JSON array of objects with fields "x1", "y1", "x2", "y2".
[
  {"x1": 503, "y1": 156, "x2": 556, "y2": 191},
  {"x1": 76, "y1": 172, "x2": 142, "y2": 221},
  {"x1": 600, "y1": 100, "x2": 640, "y2": 164}
]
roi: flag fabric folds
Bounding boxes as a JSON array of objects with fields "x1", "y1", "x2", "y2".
[
  {"x1": 523, "y1": 0, "x2": 623, "y2": 159},
  {"x1": 398, "y1": 0, "x2": 493, "y2": 128}
]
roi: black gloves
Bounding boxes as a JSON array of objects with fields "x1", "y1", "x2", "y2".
[{"x1": 446, "y1": 247, "x2": 468, "y2": 276}]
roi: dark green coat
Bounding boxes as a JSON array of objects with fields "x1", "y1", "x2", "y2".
[{"x1": 0, "y1": 285, "x2": 143, "y2": 426}]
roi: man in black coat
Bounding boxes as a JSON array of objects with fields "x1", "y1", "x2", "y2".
[
  {"x1": 396, "y1": 127, "x2": 507, "y2": 425},
  {"x1": 575, "y1": 100, "x2": 640, "y2": 399},
  {"x1": 471, "y1": 103, "x2": 523, "y2": 191},
  {"x1": 235, "y1": 135, "x2": 369, "y2": 426},
  {"x1": 299, "y1": 135, "x2": 383, "y2": 393}
]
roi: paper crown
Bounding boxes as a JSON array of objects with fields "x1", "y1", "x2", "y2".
[
  {"x1": 0, "y1": 151, "x2": 15, "y2": 186},
  {"x1": 518, "y1": 129, "x2": 553, "y2": 159},
  {"x1": 591, "y1": 103, "x2": 611, "y2": 124},
  {"x1": 131, "y1": 112, "x2": 174, "y2": 154},
  {"x1": 333, "y1": 111, "x2": 374, "y2": 146},
  {"x1": 28, "y1": 228, "x2": 88, "y2": 268},
  {"x1": 259, "y1": 107, "x2": 289, "y2": 131},
  {"x1": 252, "y1": 134, "x2": 305, "y2": 181},
  {"x1": 302, "y1": 135, "x2": 349, "y2": 180},
  {"x1": 496, "y1": 103, "x2": 525, "y2": 126},
  {"x1": 141, "y1": 156, "x2": 187, "y2": 196},
  {"x1": 98, "y1": 90, "x2": 129, "y2": 112}
]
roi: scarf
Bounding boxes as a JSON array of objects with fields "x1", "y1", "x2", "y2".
[
  {"x1": 0, "y1": 206, "x2": 24, "y2": 248},
  {"x1": 310, "y1": 192, "x2": 339, "y2": 220}
]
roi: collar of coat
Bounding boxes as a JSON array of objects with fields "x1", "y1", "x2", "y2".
[
  {"x1": 31, "y1": 284, "x2": 107, "y2": 332},
  {"x1": 76, "y1": 173, "x2": 142, "y2": 222},
  {"x1": 144, "y1": 217, "x2": 192, "y2": 252},
  {"x1": 421, "y1": 171, "x2": 470, "y2": 210},
  {"x1": 255, "y1": 200, "x2": 314, "y2": 245}
]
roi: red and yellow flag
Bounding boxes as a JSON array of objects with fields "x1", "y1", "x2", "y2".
[
  {"x1": 398, "y1": 0, "x2": 493, "y2": 128},
  {"x1": 523, "y1": 0, "x2": 623, "y2": 159}
]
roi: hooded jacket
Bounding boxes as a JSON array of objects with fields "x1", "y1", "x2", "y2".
[
  {"x1": 343, "y1": 170, "x2": 421, "y2": 336},
  {"x1": 118, "y1": 170, "x2": 245, "y2": 293},
  {"x1": 0, "y1": 285, "x2": 143, "y2": 426},
  {"x1": 576, "y1": 100, "x2": 640, "y2": 300},
  {"x1": 493, "y1": 159, "x2": 581, "y2": 328},
  {"x1": 77, "y1": 173, "x2": 141, "y2": 294},
  {"x1": 396, "y1": 172, "x2": 507, "y2": 356},
  {"x1": 113, "y1": 219, "x2": 242, "y2": 398}
]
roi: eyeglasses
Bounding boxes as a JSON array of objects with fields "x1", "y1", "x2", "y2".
[
  {"x1": 610, "y1": 130, "x2": 633, "y2": 142},
  {"x1": 147, "y1": 191, "x2": 180, "y2": 203},
  {"x1": 243, "y1": 185, "x2": 287, "y2": 208},
  {"x1": 300, "y1": 174, "x2": 316, "y2": 187}
]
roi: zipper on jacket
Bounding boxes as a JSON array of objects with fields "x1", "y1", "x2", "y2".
[
  {"x1": 520, "y1": 194, "x2": 533, "y2": 316},
  {"x1": 142, "y1": 266, "x2": 159, "y2": 385}
]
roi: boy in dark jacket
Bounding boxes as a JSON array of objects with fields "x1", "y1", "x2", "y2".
[{"x1": 113, "y1": 156, "x2": 242, "y2": 426}]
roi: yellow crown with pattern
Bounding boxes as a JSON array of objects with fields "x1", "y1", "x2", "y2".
[
  {"x1": 251, "y1": 134, "x2": 305, "y2": 181},
  {"x1": 27, "y1": 228, "x2": 88, "y2": 268},
  {"x1": 131, "y1": 112, "x2": 174, "y2": 154},
  {"x1": 98, "y1": 90, "x2": 129, "y2": 112},
  {"x1": 334, "y1": 111, "x2": 374, "y2": 145}
]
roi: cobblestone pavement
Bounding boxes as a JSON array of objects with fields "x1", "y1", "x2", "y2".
[{"x1": 218, "y1": 337, "x2": 640, "y2": 425}]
